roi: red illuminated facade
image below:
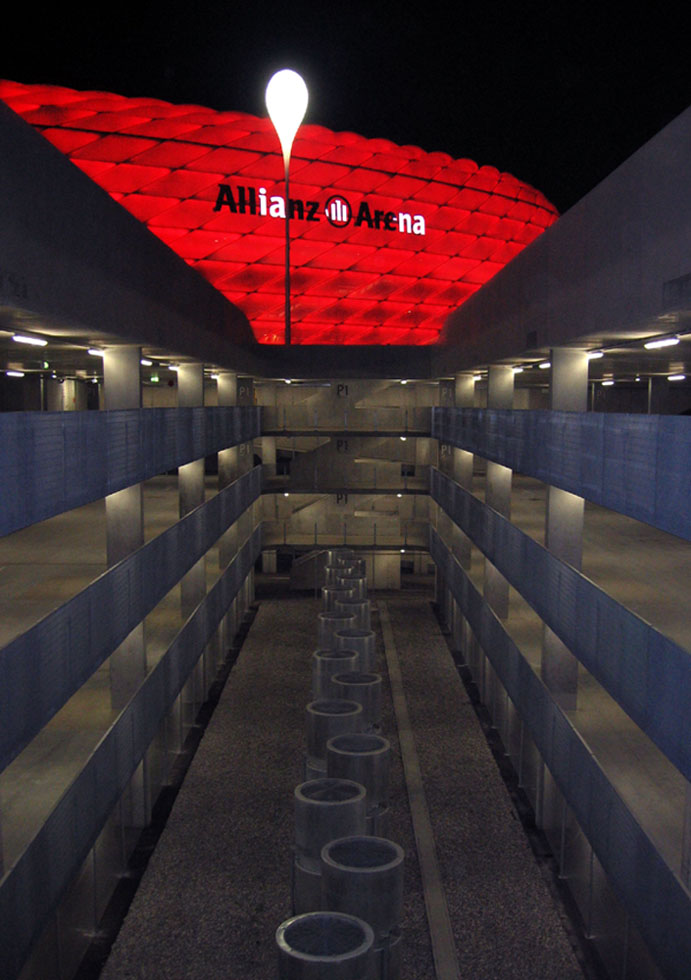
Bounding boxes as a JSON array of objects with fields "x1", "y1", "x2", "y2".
[{"x1": 0, "y1": 80, "x2": 558, "y2": 345}]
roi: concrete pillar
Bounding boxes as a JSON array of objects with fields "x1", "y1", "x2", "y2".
[
  {"x1": 217, "y1": 370, "x2": 237, "y2": 409},
  {"x1": 217, "y1": 371, "x2": 238, "y2": 571},
  {"x1": 178, "y1": 363, "x2": 206, "y2": 619},
  {"x1": 541, "y1": 349, "x2": 588, "y2": 710},
  {"x1": 648, "y1": 376, "x2": 671, "y2": 414},
  {"x1": 262, "y1": 435, "x2": 277, "y2": 477},
  {"x1": 103, "y1": 346, "x2": 149, "y2": 825},
  {"x1": 453, "y1": 374, "x2": 475, "y2": 568},
  {"x1": 483, "y1": 365, "x2": 513, "y2": 620},
  {"x1": 262, "y1": 549, "x2": 278, "y2": 573},
  {"x1": 454, "y1": 373, "x2": 475, "y2": 408},
  {"x1": 104, "y1": 347, "x2": 146, "y2": 711}
]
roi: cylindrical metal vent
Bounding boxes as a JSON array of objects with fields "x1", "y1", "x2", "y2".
[
  {"x1": 334, "y1": 629, "x2": 377, "y2": 672},
  {"x1": 334, "y1": 598, "x2": 370, "y2": 631},
  {"x1": 312, "y1": 649, "x2": 360, "y2": 699},
  {"x1": 324, "y1": 565, "x2": 337, "y2": 586},
  {"x1": 322, "y1": 586, "x2": 355, "y2": 611},
  {"x1": 335, "y1": 574, "x2": 367, "y2": 600},
  {"x1": 331, "y1": 672, "x2": 382, "y2": 730},
  {"x1": 318, "y1": 611, "x2": 357, "y2": 649},
  {"x1": 294, "y1": 778, "x2": 367, "y2": 872},
  {"x1": 306, "y1": 699, "x2": 364, "y2": 768},
  {"x1": 321, "y1": 836, "x2": 405, "y2": 940},
  {"x1": 326, "y1": 733, "x2": 390, "y2": 809},
  {"x1": 276, "y1": 912, "x2": 375, "y2": 980}
]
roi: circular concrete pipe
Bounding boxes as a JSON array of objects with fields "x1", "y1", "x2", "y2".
[
  {"x1": 321, "y1": 836, "x2": 405, "y2": 941},
  {"x1": 318, "y1": 611, "x2": 357, "y2": 649},
  {"x1": 322, "y1": 586, "x2": 355, "y2": 612},
  {"x1": 334, "y1": 598, "x2": 371, "y2": 631},
  {"x1": 331, "y1": 672, "x2": 382, "y2": 730},
  {"x1": 334, "y1": 629, "x2": 376, "y2": 672},
  {"x1": 312, "y1": 649, "x2": 360, "y2": 699},
  {"x1": 276, "y1": 911, "x2": 375, "y2": 980},
  {"x1": 335, "y1": 574, "x2": 367, "y2": 600},
  {"x1": 294, "y1": 778, "x2": 366, "y2": 870},
  {"x1": 306, "y1": 699, "x2": 364, "y2": 771}
]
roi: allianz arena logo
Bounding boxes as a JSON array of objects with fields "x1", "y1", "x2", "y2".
[{"x1": 214, "y1": 183, "x2": 426, "y2": 237}]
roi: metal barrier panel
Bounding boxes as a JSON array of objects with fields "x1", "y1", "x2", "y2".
[
  {"x1": 429, "y1": 527, "x2": 691, "y2": 980},
  {"x1": 430, "y1": 468, "x2": 691, "y2": 783},
  {"x1": 0, "y1": 525, "x2": 262, "y2": 980},
  {"x1": 0, "y1": 467, "x2": 261, "y2": 773},
  {"x1": 0, "y1": 406, "x2": 261, "y2": 536},
  {"x1": 260, "y1": 406, "x2": 432, "y2": 433},
  {"x1": 431, "y1": 407, "x2": 691, "y2": 541}
]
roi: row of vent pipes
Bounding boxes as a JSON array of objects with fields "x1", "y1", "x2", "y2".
[{"x1": 275, "y1": 549, "x2": 405, "y2": 979}]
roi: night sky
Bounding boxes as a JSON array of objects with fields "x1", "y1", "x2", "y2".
[{"x1": 4, "y1": 2, "x2": 690, "y2": 213}]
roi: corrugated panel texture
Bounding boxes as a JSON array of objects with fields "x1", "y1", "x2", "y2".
[
  {"x1": 0, "y1": 406, "x2": 261, "y2": 536},
  {"x1": 432, "y1": 408, "x2": 691, "y2": 540}
]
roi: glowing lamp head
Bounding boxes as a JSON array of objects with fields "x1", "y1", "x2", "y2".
[{"x1": 265, "y1": 69, "x2": 308, "y2": 166}]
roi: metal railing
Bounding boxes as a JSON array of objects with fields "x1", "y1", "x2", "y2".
[{"x1": 261, "y1": 405, "x2": 432, "y2": 434}]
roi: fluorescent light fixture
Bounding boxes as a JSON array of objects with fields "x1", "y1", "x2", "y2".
[
  {"x1": 512, "y1": 366, "x2": 523, "y2": 374},
  {"x1": 6, "y1": 370, "x2": 25, "y2": 377},
  {"x1": 13, "y1": 333, "x2": 47, "y2": 347},
  {"x1": 539, "y1": 361, "x2": 551, "y2": 369},
  {"x1": 88, "y1": 348, "x2": 105, "y2": 357},
  {"x1": 140, "y1": 358, "x2": 153, "y2": 367},
  {"x1": 602, "y1": 379, "x2": 615, "y2": 386},
  {"x1": 644, "y1": 336, "x2": 679, "y2": 349},
  {"x1": 168, "y1": 365, "x2": 179, "y2": 372},
  {"x1": 668, "y1": 373, "x2": 686, "y2": 381},
  {"x1": 587, "y1": 351, "x2": 604, "y2": 360}
]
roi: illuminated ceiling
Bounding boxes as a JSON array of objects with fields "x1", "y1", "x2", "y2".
[{"x1": 0, "y1": 80, "x2": 558, "y2": 345}]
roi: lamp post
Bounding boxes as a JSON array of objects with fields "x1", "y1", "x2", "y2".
[{"x1": 265, "y1": 69, "x2": 308, "y2": 346}]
